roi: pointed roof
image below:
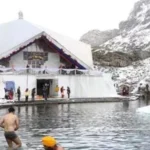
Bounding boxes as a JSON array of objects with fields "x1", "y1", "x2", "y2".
[{"x1": 0, "y1": 18, "x2": 93, "y2": 69}]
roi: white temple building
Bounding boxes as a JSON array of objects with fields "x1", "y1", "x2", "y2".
[{"x1": 0, "y1": 12, "x2": 117, "y2": 99}]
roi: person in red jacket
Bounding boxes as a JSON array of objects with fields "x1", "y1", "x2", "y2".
[{"x1": 60, "y1": 86, "x2": 65, "y2": 98}]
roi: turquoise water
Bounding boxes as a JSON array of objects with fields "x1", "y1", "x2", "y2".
[{"x1": 0, "y1": 100, "x2": 150, "y2": 149}]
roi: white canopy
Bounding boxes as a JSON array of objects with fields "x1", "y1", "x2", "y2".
[{"x1": 0, "y1": 19, "x2": 93, "y2": 69}]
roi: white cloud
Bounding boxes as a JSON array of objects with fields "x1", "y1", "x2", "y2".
[{"x1": 0, "y1": 0, "x2": 138, "y2": 39}]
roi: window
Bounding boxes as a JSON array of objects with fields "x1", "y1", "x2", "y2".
[{"x1": 28, "y1": 60, "x2": 43, "y2": 68}]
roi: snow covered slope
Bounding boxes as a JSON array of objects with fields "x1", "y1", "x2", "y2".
[
  {"x1": 95, "y1": 0, "x2": 150, "y2": 53},
  {"x1": 97, "y1": 57, "x2": 150, "y2": 93}
]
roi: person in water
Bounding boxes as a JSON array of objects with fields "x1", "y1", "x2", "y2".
[
  {"x1": 0, "y1": 107, "x2": 22, "y2": 149},
  {"x1": 42, "y1": 136, "x2": 64, "y2": 150}
]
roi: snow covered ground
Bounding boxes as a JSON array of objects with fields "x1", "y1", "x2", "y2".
[
  {"x1": 136, "y1": 105, "x2": 150, "y2": 113},
  {"x1": 95, "y1": 57, "x2": 150, "y2": 94}
]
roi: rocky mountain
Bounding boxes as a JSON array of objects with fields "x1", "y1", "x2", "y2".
[
  {"x1": 80, "y1": 29, "x2": 119, "y2": 48},
  {"x1": 96, "y1": 0, "x2": 150, "y2": 53},
  {"x1": 93, "y1": 0, "x2": 150, "y2": 94},
  {"x1": 81, "y1": 0, "x2": 150, "y2": 67}
]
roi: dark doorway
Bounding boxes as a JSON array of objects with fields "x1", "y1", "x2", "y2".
[{"x1": 36, "y1": 79, "x2": 52, "y2": 97}]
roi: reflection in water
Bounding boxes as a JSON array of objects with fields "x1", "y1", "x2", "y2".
[
  {"x1": 18, "y1": 106, "x2": 21, "y2": 115},
  {"x1": 0, "y1": 101, "x2": 150, "y2": 149},
  {"x1": 25, "y1": 106, "x2": 28, "y2": 116},
  {"x1": 122, "y1": 101, "x2": 129, "y2": 111},
  {"x1": 32, "y1": 105, "x2": 35, "y2": 115},
  {"x1": 60, "y1": 104, "x2": 71, "y2": 128}
]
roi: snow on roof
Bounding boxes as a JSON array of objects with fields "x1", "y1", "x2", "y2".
[
  {"x1": 0, "y1": 19, "x2": 41, "y2": 54},
  {"x1": 0, "y1": 19, "x2": 93, "y2": 68}
]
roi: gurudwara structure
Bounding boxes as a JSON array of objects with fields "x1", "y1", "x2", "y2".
[{"x1": 0, "y1": 12, "x2": 117, "y2": 99}]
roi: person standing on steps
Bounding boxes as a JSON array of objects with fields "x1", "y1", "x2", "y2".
[
  {"x1": 43, "y1": 84, "x2": 48, "y2": 101},
  {"x1": 55, "y1": 85, "x2": 59, "y2": 98},
  {"x1": 60, "y1": 86, "x2": 65, "y2": 98},
  {"x1": 9, "y1": 88, "x2": 14, "y2": 100},
  {"x1": 17, "y1": 86, "x2": 21, "y2": 101},
  {"x1": 25, "y1": 88, "x2": 29, "y2": 102},
  {"x1": 31, "y1": 88, "x2": 36, "y2": 101},
  {"x1": 67, "y1": 87, "x2": 71, "y2": 99},
  {"x1": 0, "y1": 107, "x2": 22, "y2": 149}
]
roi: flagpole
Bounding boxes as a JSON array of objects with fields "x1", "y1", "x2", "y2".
[
  {"x1": 27, "y1": 70, "x2": 28, "y2": 88},
  {"x1": 26, "y1": 47, "x2": 29, "y2": 88}
]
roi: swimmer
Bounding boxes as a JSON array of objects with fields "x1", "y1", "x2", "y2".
[
  {"x1": 42, "y1": 136, "x2": 64, "y2": 150},
  {"x1": 0, "y1": 107, "x2": 22, "y2": 149}
]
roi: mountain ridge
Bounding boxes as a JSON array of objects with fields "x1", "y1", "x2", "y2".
[{"x1": 81, "y1": 0, "x2": 150, "y2": 67}]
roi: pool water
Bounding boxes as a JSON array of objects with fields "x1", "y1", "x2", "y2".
[{"x1": 0, "y1": 99, "x2": 150, "y2": 150}]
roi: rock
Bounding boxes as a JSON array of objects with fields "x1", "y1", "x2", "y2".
[
  {"x1": 93, "y1": 51, "x2": 133, "y2": 67},
  {"x1": 80, "y1": 29, "x2": 119, "y2": 48}
]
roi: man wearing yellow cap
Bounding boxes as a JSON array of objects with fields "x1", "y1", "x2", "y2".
[{"x1": 42, "y1": 136, "x2": 64, "y2": 150}]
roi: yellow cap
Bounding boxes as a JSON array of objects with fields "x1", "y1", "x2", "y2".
[{"x1": 42, "y1": 136, "x2": 57, "y2": 147}]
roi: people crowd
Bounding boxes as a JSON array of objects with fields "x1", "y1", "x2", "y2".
[
  {"x1": 0, "y1": 64, "x2": 80, "y2": 149},
  {"x1": 4, "y1": 85, "x2": 71, "y2": 101},
  {"x1": 60, "y1": 86, "x2": 71, "y2": 99}
]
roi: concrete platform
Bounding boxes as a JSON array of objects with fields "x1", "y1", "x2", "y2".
[{"x1": 0, "y1": 96, "x2": 136, "y2": 109}]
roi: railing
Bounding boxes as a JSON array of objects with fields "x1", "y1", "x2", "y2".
[{"x1": 0, "y1": 67, "x2": 103, "y2": 76}]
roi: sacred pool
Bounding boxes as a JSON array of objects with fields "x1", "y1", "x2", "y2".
[{"x1": 0, "y1": 100, "x2": 149, "y2": 150}]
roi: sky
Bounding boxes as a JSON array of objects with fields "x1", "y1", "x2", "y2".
[{"x1": 0, "y1": 0, "x2": 138, "y2": 40}]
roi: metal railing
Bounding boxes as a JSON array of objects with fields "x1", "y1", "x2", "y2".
[{"x1": 0, "y1": 67, "x2": 103, "y2": 76}]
